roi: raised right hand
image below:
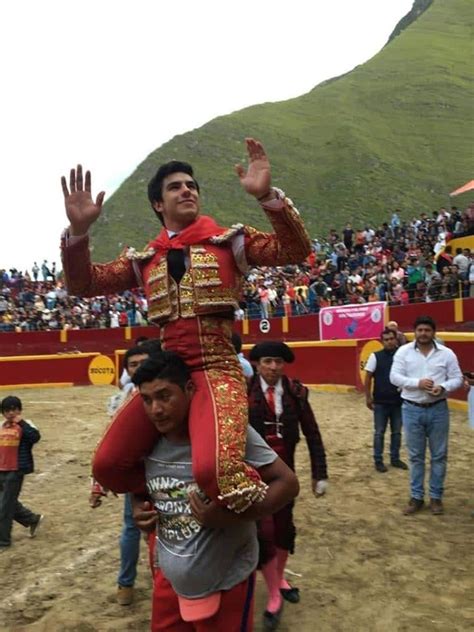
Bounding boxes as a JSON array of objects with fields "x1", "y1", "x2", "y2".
[{"x1": 61, "y1": 164, "x2": 105, "y2": 236}]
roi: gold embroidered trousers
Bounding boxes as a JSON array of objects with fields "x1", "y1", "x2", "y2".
[{"x1": 93, "y1": 316, "x2": 267, "y2": 512}]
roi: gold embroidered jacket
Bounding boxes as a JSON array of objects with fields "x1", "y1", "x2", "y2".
[{"x1": 61, "y1": 196, "x2": 311, "y2": 325}]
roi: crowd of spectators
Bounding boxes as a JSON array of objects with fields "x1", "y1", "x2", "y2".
[
  {"x1": 0, "y1": 260, "x2": 148, "y2": 332},
  {"x1": 1, "y1": 204, "x2": 473, "y2": 331},
  {"x1": 242, "y1": 204, "x2": 474, "y2": 319}
]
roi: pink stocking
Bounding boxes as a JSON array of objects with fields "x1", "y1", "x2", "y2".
[
  {"x1": 261, "y1": 557, "x2": 282, "y2": 613},
  {"x1": 276, "y1": 548, "x2": 291, "y2": 590}
]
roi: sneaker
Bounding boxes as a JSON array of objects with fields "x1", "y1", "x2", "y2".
[
  {"x1": 403, "y1": 498, "x2": 424, "y2": 515},
  {"x1": 375, "y1": 463, "x2": 388, "y2": 473},
  {"x1": 429, "y1": 498, "x2": 444, "y2": 515},
  {"x1": 391, "y1": 460, "x2": 408, "y2": 470},
  {"x1": 116, "y1": 585, "x2": 134, "y2": 606},
  {"x1": 30, "y1": 515, "x2": 44, "y2": 538}
]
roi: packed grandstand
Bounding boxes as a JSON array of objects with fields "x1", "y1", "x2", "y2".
[{"x1": 1, "y1": 205, "x2": 473, "y2": 332}]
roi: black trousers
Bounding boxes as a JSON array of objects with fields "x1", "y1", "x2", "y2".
[{"x1": 0, "y1": 471, "x2": 38, "y2": 546}]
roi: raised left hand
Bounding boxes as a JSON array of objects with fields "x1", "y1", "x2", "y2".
[{"x1": 234, "y1": 138, "x2": 272, "y2": 199}]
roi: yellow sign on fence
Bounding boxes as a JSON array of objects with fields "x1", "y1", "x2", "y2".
[{"x1": 88, "y1": 355, "x2": 116, "y2": 385}]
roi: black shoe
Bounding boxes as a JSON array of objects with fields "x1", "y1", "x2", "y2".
[
  {"x1": 375, "y1": 463, "x2": 388, "y2": 473},
  {"x1": 391, "y1": 460, "x2": 408, "y2": 470},
  {"x1": 429, "y1": 498, "x2": 444, "y2": 515},
  {"x1": 403, "y1": 498, "x2": 425, "y2": 515},
  {"x1": 280, "y1": 587, "x2": 300, "y2": 603},
  {"x1": 263, "y1": 604, "x2": 283, "y2": 630}
]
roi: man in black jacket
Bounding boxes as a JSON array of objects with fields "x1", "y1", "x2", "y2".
[
  {"x1": 0, "y1": 396, "x2": 42, "y2": 548},
  {"x1": 248, "y1": 341, "x2": 328, "y2": 630},
  {"x1": 364, "y1": 329, "x2": 408, "y2": 473}
]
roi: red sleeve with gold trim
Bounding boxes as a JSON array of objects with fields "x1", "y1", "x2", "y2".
[
  {"x1": 61, "y1": 233, "x2": 137, "y2": 297},
  {"x1": 244, "y1": 197, "x2": 311, "y2": 267}
]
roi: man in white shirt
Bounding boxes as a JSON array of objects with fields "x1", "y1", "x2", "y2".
[
  {"x1": 348, "y1": 269, "x2": 363, "y2": 286},
  {"x1": 363, "y1": 226, "x2": 375, "y2": 244},
  {"x1": 390, "y1": 316, "x2": 463, "y2": 515},
  {"x1": 231, "y1": 332, "x2": 254, "y2": 382},
  {"x1": 453, "y1": 248, "x2": 469, "y2": 279}
]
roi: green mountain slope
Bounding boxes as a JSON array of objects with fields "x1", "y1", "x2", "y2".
[{"x1": 91, "y1": 0, "x2": 474, "y2": 261}]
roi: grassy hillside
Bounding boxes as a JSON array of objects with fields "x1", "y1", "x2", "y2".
[{"x1": 91, "y1": 0, "x2": 474, "y2": 260}]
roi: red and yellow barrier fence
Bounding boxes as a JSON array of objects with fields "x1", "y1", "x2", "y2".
[
  {"x1": 1, "y1": 333, "x2": 472, "y2": 391},
  {"x1": 0, "y1": 298, "x2": 472, "y2": 357},
  {"x1": 0, "y1": 332, "x2": 472, "y2": 411},
  {"x1": 0, "y1": 352, "x2": 115, "y2": 389}
]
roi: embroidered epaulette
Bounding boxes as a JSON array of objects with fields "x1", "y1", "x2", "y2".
[
  {"x1": 271, "y1": 188, "x2": 300, "y2": 216},
  {"x1": 126, "y1": 246, "x2": 156, "y2": 261},
  {"x1": 209, "y1": 224, "x2": 245, "y2": 244}
]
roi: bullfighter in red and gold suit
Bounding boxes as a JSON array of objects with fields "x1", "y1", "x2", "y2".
[{"x1": 61, "y1": 139, "x2": 311, "y2": 512}]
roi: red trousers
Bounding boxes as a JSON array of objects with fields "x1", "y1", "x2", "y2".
[
  {"x1": 151, "y1": 569, "x2": 255, "y2": 632},
  {"x1": 93, "y1": 317, "x2": 265, "y2": 511}
]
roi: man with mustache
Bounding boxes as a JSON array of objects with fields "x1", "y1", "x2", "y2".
[{"x1": 390, "y1": 316, "x2": 463, "y2": 515}]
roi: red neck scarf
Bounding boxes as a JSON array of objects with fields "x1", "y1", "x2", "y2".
[{"x1": 148, "y1": 215, "x2": 228, "y2": 253}]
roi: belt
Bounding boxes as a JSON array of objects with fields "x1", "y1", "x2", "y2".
[{"x1": 402, "y1": 399, "x2": 446, "y2": 409}]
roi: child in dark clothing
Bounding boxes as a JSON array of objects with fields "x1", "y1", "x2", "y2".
[{"x1": 0, "y1": 396, "x2": 42, "y2": 549}]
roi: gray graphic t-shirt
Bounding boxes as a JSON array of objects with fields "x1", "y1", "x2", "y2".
[{"x1": 145, "y1": 426, "x2": 277, "y2": 598}]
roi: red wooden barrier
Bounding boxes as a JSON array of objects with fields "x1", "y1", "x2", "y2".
[{"x1": 0, "y1": 299, "x2": 472, "y2": 356}]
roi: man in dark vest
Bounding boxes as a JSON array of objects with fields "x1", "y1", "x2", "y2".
[
  {"x1": 364, "y1": 328, "x2": 408, "y2": 473},
  {"x1": 248, "y1": 341, "x2": 328, "y2": 630}
]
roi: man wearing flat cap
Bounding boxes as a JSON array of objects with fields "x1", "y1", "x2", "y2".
[{"x1": 248, "y1": 341, "x2": 328, "y2": 630}]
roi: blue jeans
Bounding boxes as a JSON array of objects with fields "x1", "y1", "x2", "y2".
[
  {"x1": 402, "y1": 401, "x2": 449, "y2": 500},
  {"x1": 373, "y1": 403, "x2": 402, "y2": 464},
  {"x1": 117, "y1": 493, "x2": 141, "y2": 587}
]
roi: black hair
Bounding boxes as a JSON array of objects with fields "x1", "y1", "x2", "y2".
[
  {"x1": 147, "y1": 161, "x2": 200, "y2": 225},
  {"x1": 139, "y1": 339, "x2": 162, "y2": 357},
  {"x1": 135, "y1": 336, "x2": 149, "y2": 345},
  {"x1": 132, "y1": 351, "x2": 191, "y2": 390},
  {"x1": 123, "y1": 345, "x2": 147, "y2": 370},
  {"x1": 1, "y1": 396, "x2": 22, "y2": 413},
  {"x1": 124, "y1": 340, "x2": 162, "y2": 370},
  {"x1": 380, "y1": 327, "x2": 397, "y2": 340},
  {"x1": 231, "y1": 332, "x2": 242, "y2": 354},
  {"x1": 414, "y1": 315, "x2": 436, "y2": 331}
]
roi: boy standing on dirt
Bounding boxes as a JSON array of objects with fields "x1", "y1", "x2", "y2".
[{"x1": 0, "y1": 396, "x2": 43, "y2": 549}]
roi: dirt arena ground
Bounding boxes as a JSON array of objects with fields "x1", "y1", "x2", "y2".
[{"x1": 0, "y1": 386, "x2": 472, "y2": 632}]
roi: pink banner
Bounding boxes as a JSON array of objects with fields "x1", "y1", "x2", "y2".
[{"x1": 319, "y1": 302, "x2": 387, "y2": 341}]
